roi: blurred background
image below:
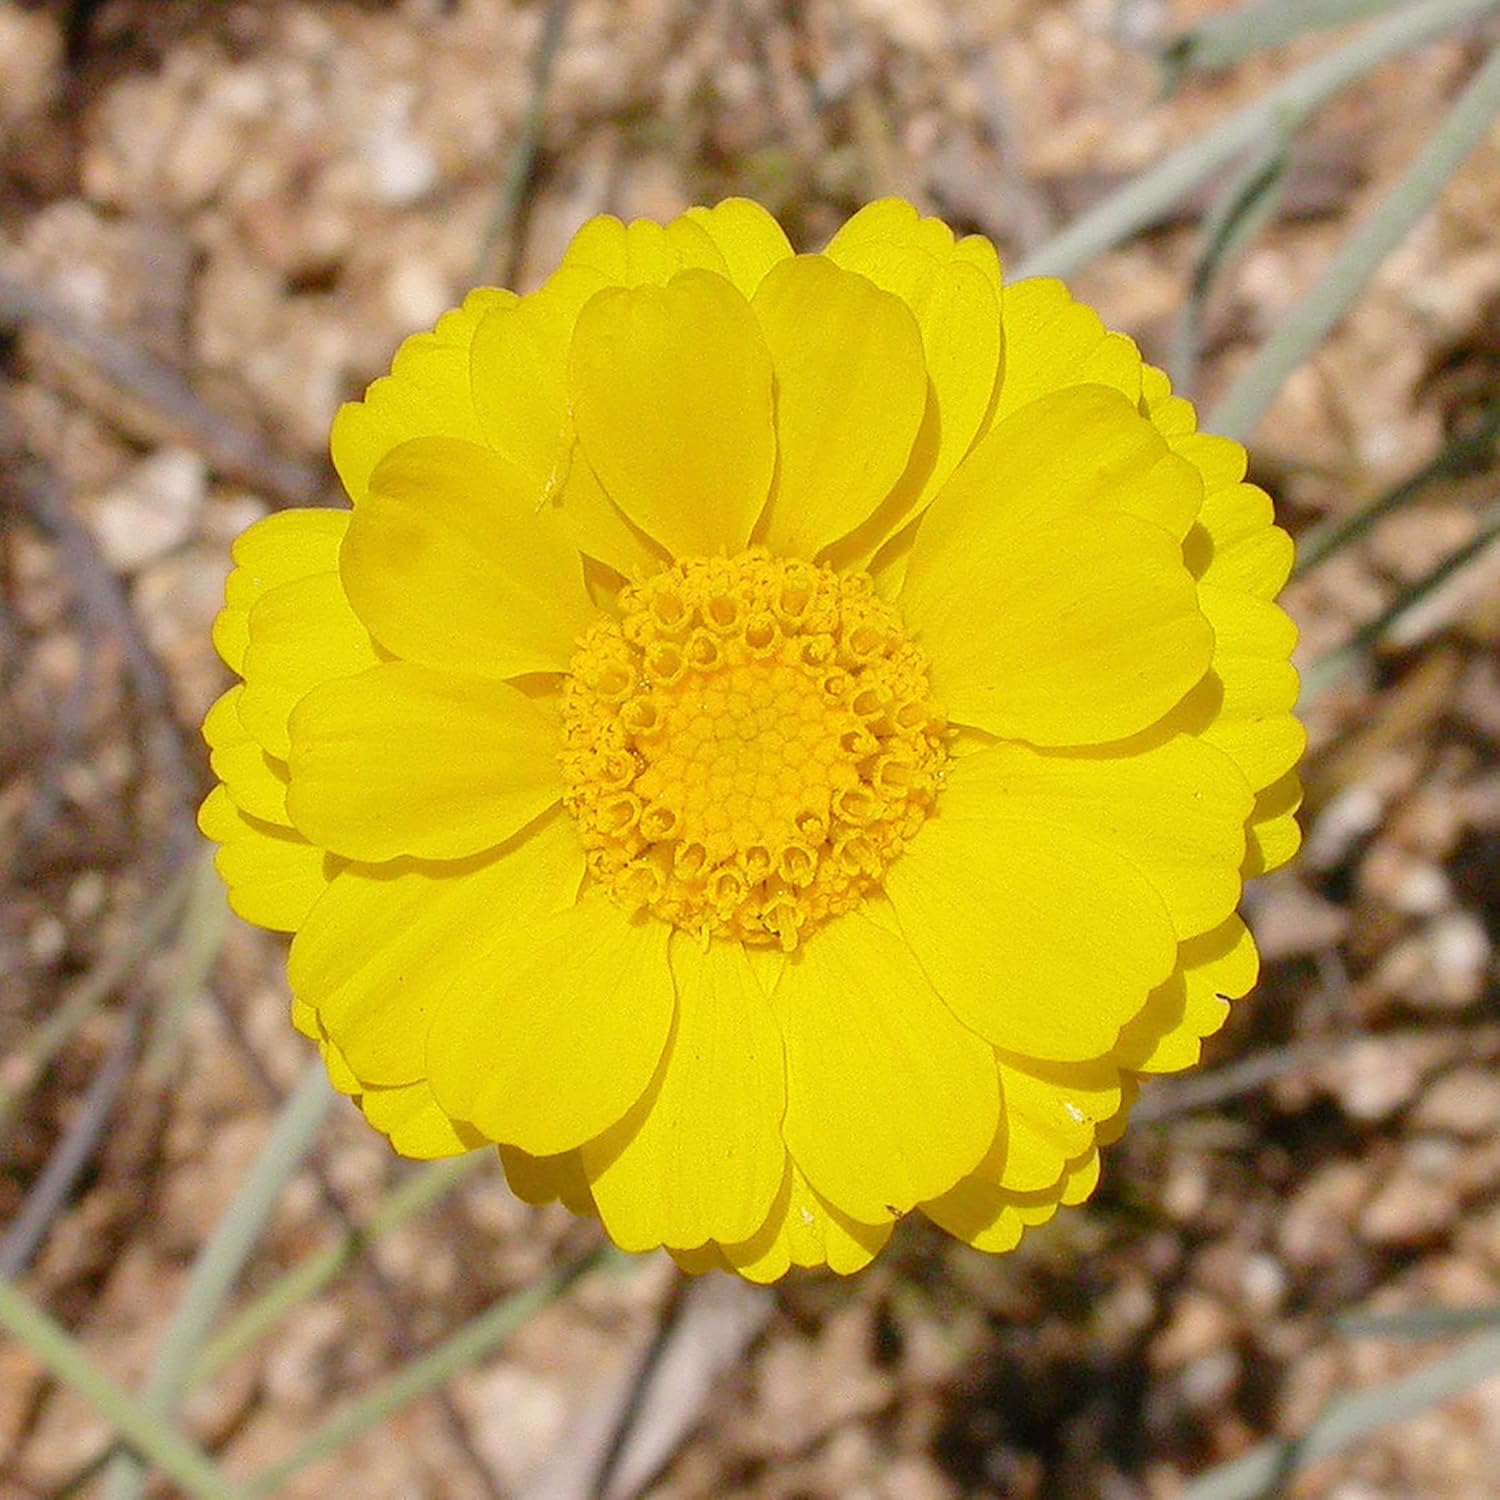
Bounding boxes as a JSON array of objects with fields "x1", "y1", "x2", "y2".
[{"x1": 2, "y1": 1, "x2": 1500, "y2": 1497}]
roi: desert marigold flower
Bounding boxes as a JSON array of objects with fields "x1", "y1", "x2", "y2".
[{"x1": 200, "y1": 198, "x2": 1304, "y2": 1279}]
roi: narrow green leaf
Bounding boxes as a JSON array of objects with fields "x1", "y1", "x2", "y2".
[
  {"x1": 1166, "y1": 0, "x2": 1430, "y2": 80},
  {"x1": 1210, "y1": 43, "x2": 1500, "y2": 440},
  {"x1": 1300, "y1": 499, "x2": 1500, "y2": 703},
  {"x1": 1014, "y1": 0, "x2": 1498, "y2": 281},
  {"x1": 101, "y1": 1061, "x2": 334, "y2": 1500},
  {"x1": 1294, "y1": 405, "x2": 1500, "y2": 576},
  {"x1": 238, "y1": 1243, "x2": 625, "y2": 1499},
  {"x1": 0, "y1": 1278, "x2": 234, "y2": 1500},
  {"x1": 1179, "y1": 1327, "x2": 1500, "y2": 1499},
  {"x1": 191, "y1": 1151, "x2": 491, "y2": 1385},
  {"x1": 1339, "y1": 1303, "x2": 1500, "y2": 1339},
  {"x1": 1171, "y1": 127, "x2": 1295, "y2": 393}
]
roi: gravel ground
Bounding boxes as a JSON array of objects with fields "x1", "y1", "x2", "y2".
[{"x1": 3, "y1": 2, "x2": 1500, "y2": 1497}]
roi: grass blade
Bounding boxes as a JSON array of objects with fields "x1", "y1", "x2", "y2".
[
  {"x1": 0, "y1": 1277, "x2": 234, "y2": 1500},
  {"x1": 1170, "y1": 129, "x2": 1294, "y2": 394},
  {"x1": 1209, "y1": 43, "x2": 1500, "y2": 440},
  {"x1": 1166, "y1": 0, "x2": 1426, "y2": 78},
  {"x1": 1013, "y1": 0, "x2": 1498, "y2": 282},
  {"x1": 1179, "y1": 1326, "x2": 1500, "y2": 1499},
  {"x1": 238, "y1": 1243, "x2": 622, "y2": 1499},
  {"x1": 1300, "y1": 498, "x2": 1500, "y2": 702},
  {"x1": 1339, "y1": 1303, "x2": 1500, "y2": 1339},
  {"x1": 1293, "y1": 405, "x2": 1500, "y2": 575},
  {"x1": 101, "y1": 1061, "x2": 334, "y2": 1500},
  {"x1": 190, "y1": 1150, "x2": 491, "y2": 1385}
]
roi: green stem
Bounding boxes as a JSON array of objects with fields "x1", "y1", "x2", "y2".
[
  {"x1": 143, "y1": 848, "x2": 230, "y2": 1084},
  {"x1": 1180, "y1": 1327, "x2": 1500, "y2": 1499},
  {"x1": 1293, "y1": 405, "x2": 1500, "y2": 576},
  {"x1": 238, "y1": 1243, "x2": 620, "y2": 1499},
  {"x1": 1013, "y1": 0, "x2": 1499, "y2": 282},
  {"x1": 1166, "y1": 0, "x2": 1426, "y2": 77},
  {"x1": 1210, "y1": 42, "x2": 1500, "y2": 440},
  {"x1": 1300, "y1": 498, "x2": 1500, "y2": 703},
  {"x1": 100, "y1": 1061, "x2": 334, "y2": 1500},
  {"x1": 1338, "y1": 1302, "x2": 1500, "y2": 1339},
  {"x1": 0, "y1": 1278, "x2": 234, "y2": 1499},
  {"x1": 190, "y1": 1151, "x2": 491, "y2": 1385}
]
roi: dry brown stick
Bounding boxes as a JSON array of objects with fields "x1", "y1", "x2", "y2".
[
  {"x1": 0, "y1": 271, "x2": 324, "y2": 509},
  {"x1": 0, "y1": 862, "x2": 195, "y2": 1136},
  {"x1": 1133, "y1": 1022, "x2": 1500, "y2": 1125},
  {"x1": 0, "y1": 410, "x2": 199, "y2": 872},
  {"x1": 0, "y1": 994, "x2": 145, "y2": 1277},
  {"x1": 521, "y1": 1271, "x2": 773, "y2": 1500}
]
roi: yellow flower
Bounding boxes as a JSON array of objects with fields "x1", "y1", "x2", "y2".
[{"x1": 200, "y1": 199, "x2": 1303, "y2": 1279}]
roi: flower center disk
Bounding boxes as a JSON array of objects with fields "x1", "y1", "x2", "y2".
[{"x1": 560, "y1": 549, "x2": 947, "y2": 950}]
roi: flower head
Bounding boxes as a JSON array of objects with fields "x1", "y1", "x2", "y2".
[{"x1": 201, "y1": 199, "x2": 1303, "y2": 1279}]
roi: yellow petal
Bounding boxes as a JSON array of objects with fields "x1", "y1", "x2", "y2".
[
  {"x1": 1185, "y1": 478, "x2": 1295, "y2": 598},
  {"x1": 993, "y1": 277, "x2": 1141, "y2": 425},
  {"x1": 320, "y1": 1031, "x2": 360, "y2": 1094},
  {"x1": 771, "y1": 911, "x2": 997, "y2": 1222},
  {"x1": 1059, "y1": 1149, "x2": 1102, "y2": 1205},
  {"x1": 823, "y1": 209, "x2": 1005, "y2": 563},
  {"x1": 906, "y1": 505, "x2": 1211, "y2": 745},
  {"x1": 290, "y1": 995, "x2": 319, "y2": 1040},
  {"x1": 669, "y1": 1243, "x2": 731, "y2": 1275},
  {"x1": 584, "y1": 937, "x2": 786, "y2": 1252},
  {"x1": 901, "y1": 391, "x2": 1210, "y2": 747},
  {"x1": 1098, "y1": 1078, "x2": 1138, "y2": 1145},
  {"x1": 1243, "y1": 771, "x2": 1304, "y2": 877},
  {"x1": 238, "y1": 572, "x2": 379, "y2": 758},
  {"x1": 214, "y1": 509, "x2": 350, "y2": 674},
  {"x1": 1195, "y1": 585, "x2": 1305, "y2": 792},
  {"x1": 682, "y1": 199, "x2": 794, "y2": 296},
  {"x1": 907, "y1": 385, "x2": 1202, "y2": 558},
  {"x1": 289, "y1": 809, "x2": 583, "y2": 1086},
  {"x1": 946, "y1": 737, "x2": 1253, "y2": 940},
  {"x1": 427, "y1": 894, "x2": 675, "y2": 1156},
  {"x1": 341, "y1": 437, "x2": 595, "y2": 679},
  {"x1": 498, "y1": 1144, "x2": 596, "y2": 1215},
  {"x1": 198, "y1": 785, "x2": 331, "y2": 933},
  {"x1": 559, "y1": 214, "x2": 681, "y2": 286},
  {"x1": 285, "y1": 662, "x2": 561, "y2": 863},
  {"x1": 223, "y1": 507, "x2": 349, "y2": 600},
  {"x1": 662, "y1": 215, "x2": 733, "y2": 277},
  {"x1": 203, "y1": 686, "x2": 290, "y2": 825},
  {"x1": 469, "y1": 268, "x2": 601, "y2": 476},
  {"x1": 331, "y1": 287, "x2": 514, "y2": 504},
  {"x1": 467, "y1": 273, "x2": 667, "y2": 580},
  {"x1": 884, "y1": 786, "x2": 1179, "y2": 1061},
  {"x1": 1140, "y1": 361, "x2": 1197, "y2": 437},
  {"x1": 750, "y1": 255, "x2": 927, "y2": 558},
  {"x1": 824, "y1": 197, "x2": 961, "y2": 261},
  {"x1": 1114, "y1": 915, "x2": 1259, "y2": 1075},
  {"x1": 1174, "y1": 432, "x2": 1247, "y2": 492},
  {"x1": 1198, "y1": 671, "x2": 1305, "y2": 793},
  {"x1": 921, "y1": 1173, "x2": 1062, "y2": 1254},
  {"x1": 358, "y1": 1079, "x2": 485, "y2": 1159},
  {"x1": 713, "y1": 1163, "x2": 892, "y2": 1283},
  {"x1": 569, "y1": 270, "x2": 776, "y2": 556},
  {"x1": 993, "y1": 1056, "x2": 1122, "y2": 1193}
]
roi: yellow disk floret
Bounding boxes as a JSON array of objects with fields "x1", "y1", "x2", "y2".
[{"x1": 560, "y1": 549, "x2": 946, "y2": 950}]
